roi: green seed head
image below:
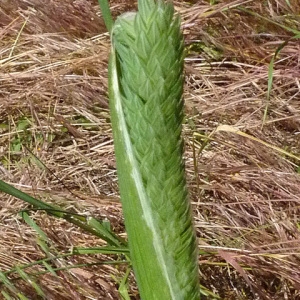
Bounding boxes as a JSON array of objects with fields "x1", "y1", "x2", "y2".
[{"x1": 109, "y1": 1, "x2": 200, "y2": 299}]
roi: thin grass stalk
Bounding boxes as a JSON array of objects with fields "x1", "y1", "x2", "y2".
[{"x1": 108, "y1": 0, "x2": 200, "y2": 299}]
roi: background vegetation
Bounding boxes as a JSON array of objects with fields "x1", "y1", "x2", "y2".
[{"x1": 0, "y1": 0, "x2": 299, "y2": 299}]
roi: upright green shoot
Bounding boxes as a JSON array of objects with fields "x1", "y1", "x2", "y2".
[{"x1": 108, "y1": 0, "x2": 200, "y2": 299}]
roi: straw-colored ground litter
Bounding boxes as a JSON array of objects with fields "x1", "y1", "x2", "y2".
[{"x1": 0, "y1": 0, "x2": 300, "y2": 299}]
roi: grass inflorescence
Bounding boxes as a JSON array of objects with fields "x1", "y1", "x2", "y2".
[{"x1": 0, "y1": 0, "x2": 299, "y2": 299}]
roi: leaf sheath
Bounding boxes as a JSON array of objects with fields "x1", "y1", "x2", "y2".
[{"x1": 109, "y1": 1, "x2": 200, "y2": 299}]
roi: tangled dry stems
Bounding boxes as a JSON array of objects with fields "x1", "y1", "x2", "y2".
[{"x1": 0, "y1": 0, "x2": 299, "y2": 299}]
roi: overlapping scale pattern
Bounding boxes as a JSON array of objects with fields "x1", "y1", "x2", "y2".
[{"x1": 109, "y1": 1, "x2": 200, "y2": 299}]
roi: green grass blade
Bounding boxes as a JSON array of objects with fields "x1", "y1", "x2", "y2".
[
  {"x1": 19, "y1": 211, "x2": 49, "y2": 242},
  {"x1": 27, "y1": 261, "x2": 129, "y2": 276},
  {"x1": 109, "y1": 0, "x2": 200, "y2": 299},
  {"x1": 0, "y1": 180, "x2": 126, "y2": 246},
  {"x1": 263, "y1": 40, "x2": 288, "y2": 126},
  {"x1": 72, "y1": 246, "x2": 129, "y2": 255},
  {"x1": 0, "y1": 180, "x2": 59, "y2": 215},
  {"x1": 0, "y1": 271, "x2": 18, "y2": 294},
  {"x1": 17, "y1": 294, "x2": 30, "y2": 300},
  {"x1": 87, "y1": 216, "x2": 126, "y2": 247},
  {"x1": 200, "y1": 284, "x2": 221, "y2": 299},
  {"x1": 98, "y1": 0, "x2": 114, "y2": 33},
  {"x1": 36, "y1": 238, "x2": 52, "y2": 256},
  {"x1": 15, "y1": 267, "x2": 45, "y2": 297},
  {"x1": 1, "y1": 291, "x2": 12, "y2": 300},
  {"x1": 3, "y1": 247, "x2": 128, "y2": 279},
  {"x1": 42, "y1": 261, "x2": 57, "y2": 277},
  {"x1": 263, "y1": 49, "x2": 276, "y2": 126},
  {"x1": 20, "y1": 211, "x2": 59, "y2": 276},
  {"x1": 263, "y1": 36, "x2": 298, "y2": 126},
  {"x1": 285, "y1": 0, "x2": 291, "y2": 7},
  {"x1": 117, "y1": 267, "x2": 131, "y2": 300},
  {"x1": 238, "y1": 7, "x2": 300, "y2": 35}
]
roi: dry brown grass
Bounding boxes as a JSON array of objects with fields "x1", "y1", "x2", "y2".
[{"x1": 0, "y1": 0, "x2": 300, "y2": 299}]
